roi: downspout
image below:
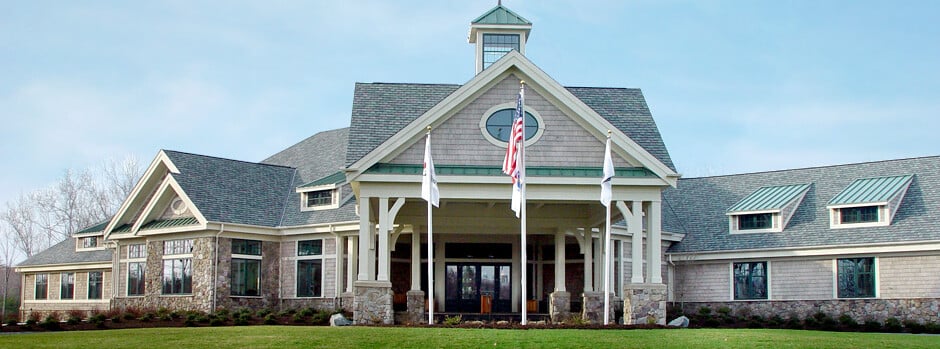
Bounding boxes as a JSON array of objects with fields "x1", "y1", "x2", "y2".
[
  {"x1": 111, "y1": 240, "x2": 119, "y2": 310},
  {"x1": 212, "y1": 224, "x2": 224, "y2": 313}
]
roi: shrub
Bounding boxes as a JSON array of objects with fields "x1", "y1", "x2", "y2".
[
  {"x1": 785, "y1": 317, "x2": 803, "y2": 330},
  {"x1": 311, "y1": 310, "x2": 332, "y2": 325},
  {"x1": 443, "y1": 314, "x2": 462, "y2": 326},
  {"x1": 233, "y1": 313, "x2": 250, "y2": 326},
  {"x1": 139, "y1": 312, "x2": 155, "y2": 322},
  {"x1": 256, "y1": 308, "x2": 273, "y2": 318},
  {"x1": 170, "y1": 310, "x2": 185, "y2": 319},
  {"x1": 159, "y1": 313, "x2": 172, "y2": 321},
  {"x1": 697, "y1": 306, "x2": 712, "y2": 316},
  {"x1": 277, "y1": 308, "x2": 296, "y2": 317},
  {"x1": 884, "y1": 317, "x2": 903, "y2": 333},
  {"x1": 184, "y1": 318, "x2": 196, "y2": 327},
  {"x1": 215, "y1": 308, "x2": 230, "y2": 317},
  {"x1": 716, "y1": 307, "x2": 732, "y2": 316},
  {"x1": 263, "y1": 314, "x2": 279, "y2": 325},
  {"x1": 40, "y1": 314, "x2": 61, "y2": 330},
  {"x1": 839, "y1": 314, "x2": 858, "y2": 329},
  {"x1": 903, "y1": 320, "x2": 925, "y2": 334},
  {"x1": 768, "y1": 315, "x2": 785, "y2": 328},
  {"x1": 703, "y1": 317, "x2": 721, "y2": 327},
  {"x1": 299, "y1": 307, "x2": 315, "y2": 317},
  {"x1": 292, "y1": 312, "x2": 306, "y2": 323},
  {"x1": 209, "y1": 317, "x2": 226, "y2": 326},
  {"x1": 924, "y1": 322, "x2": 940, "y2": 334},
  {"x1": 7, "y1": 319, "x2": 19, "y2": 326},
  {"x1": 802, "y1": 316, "x2": 819, "y2": 329},
  {"x1": 862, "y1": 318, "x2": 882, "y2": 332}
]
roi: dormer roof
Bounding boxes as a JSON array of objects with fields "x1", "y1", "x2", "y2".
[
  {"x1": 828, "y1": 175, "x2": 913, "y2": 206},
  {"x1": 727, "y1": 183, "x2": 811, "y2": 213}
]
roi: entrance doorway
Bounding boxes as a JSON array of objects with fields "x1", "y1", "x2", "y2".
[{"x1": 445, "y1": 263, "x2": 511, "y2": 313}]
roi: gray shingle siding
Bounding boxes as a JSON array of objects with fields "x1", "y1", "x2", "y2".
[{"x1": 665, "y1": 156, "x2": 940, "y2": 253}]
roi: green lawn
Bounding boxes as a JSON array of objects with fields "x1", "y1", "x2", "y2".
[{"x1": 2, "y1": 326, "x2": 938, "y2": 348}]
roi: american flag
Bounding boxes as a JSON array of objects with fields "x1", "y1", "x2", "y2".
[{"x1": 502, "y1": 84, "x2": 525, "y2": 217}]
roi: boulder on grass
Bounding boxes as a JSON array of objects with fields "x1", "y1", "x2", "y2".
[
  {"x1": 667, "y1": 316, "x2": 689, "y2": 328},
  {"x1": 330, "y1": 313, "x2": 352, "y2": 326}
]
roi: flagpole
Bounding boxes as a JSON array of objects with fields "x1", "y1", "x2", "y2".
[
  {"x1": 603, "y1": 131, "x2": 612, "y2": 325},
  {"x1": 519, "y1": 81, "x2": 527, "y2": 326},
  {"x1": 426, "y1": 126, "x2": 435, "y2": 325}
]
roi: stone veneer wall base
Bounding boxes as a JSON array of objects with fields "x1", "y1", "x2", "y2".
[
  {"x1": 405, "y1": 290, "x2": 426, "y2": 325},
  {"x1": 582, "y1": 292, "x2": 614, "y2": 324},
  {"x1": 676, "y1": 298, "x2": 940, "y2": 325}
]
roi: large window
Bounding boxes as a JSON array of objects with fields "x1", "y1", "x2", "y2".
[
  {"x1": 128, "y1": 262, "x2": 146, "y2": 296},
  {"x1": 231, "y1": 259, "x2": 261, "y2": 296},
  {"x1": 733, "y1": 262, "x2": 768, "y2": 300},
  {"x1": 482, "y1": 33, "x2": 520, "y2": 69},
  {"x1": 162, "y1": 259, "x2": 192, "y2": 294},
  {"x1": 88, "y1": 271, "x2": 103, "y2": 299},
  {"x1": 296, "y1": 239, "x2": 323, "y2": 297},
  {"x1": 297, "y1": 260, "x2": 323, "y2": 297},
  {"x1": 838, "y1": 257, "x2": 875, "y2": 298},
  {"x1": 738, "y1": 213, "x2": 772, "y2": 230},
  {"x1": 840, "y1": 206, "x2": 879, "y2": 224},
  {"x1": 35, "y1": 274, "x2": 48, "y2": 300},
  {"x1": 60, "y1": 272, "x2": 74, "y2": 299}
]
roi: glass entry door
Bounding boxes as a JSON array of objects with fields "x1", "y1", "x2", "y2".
[{"x1": 445, "y1": 263, "x2": 511, "y2": 313}]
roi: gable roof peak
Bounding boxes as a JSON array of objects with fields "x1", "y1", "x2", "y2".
[{"x1": 472, "y1": 4, "x2": 531, "y2": 25}]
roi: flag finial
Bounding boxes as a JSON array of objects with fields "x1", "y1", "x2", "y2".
[
  {"x1": 427, "y1": 125, "x2": 432, "y2": 134},
  {"x1": 607, "y1": 130, "x2": 612, "y2": 138},
  {"x1": 520, "y1": 80, "x2": 525, "y2": 86}
]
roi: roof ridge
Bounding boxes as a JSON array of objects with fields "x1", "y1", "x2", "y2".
[
  {"x1": 681, "y1": 155, "x2": 940, "y2": 180},
  {"x1": 357, "y1": 82, "x2": 462, "y2": 87},
  {"x1": 163, "y1": 149, "x2": 296, "y2": 170}
]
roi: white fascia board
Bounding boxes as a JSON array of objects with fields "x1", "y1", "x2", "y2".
[
  {"x1": 726, "y1": 209, "x2": 780, "y2": 216},
  {"x1": 357, "y1": 181, "x2": 664, "y2": 202},
  {"x1": 667, "y1": 240, "x2": 940, "y2": 261},
  {"x1": 296, "y1": 183, "x2": 337, "y2": 193},
  {"x1": 105, "y1": 150, "x2": 178, "y2": 238},
  {"x1": 826, "y1": 202, "x2": 888, "y2": 210},
  {"x1": 279, "y1": 221, "x2": 361, "y2": 236},
  {"x1": 16, "y1": 262, "x2": 112, "y2": 273},
  {"x1": 356, "y1": 173, "x2": 670, "y2": 187}
]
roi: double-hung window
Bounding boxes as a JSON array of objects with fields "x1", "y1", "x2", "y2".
[
  {"x1": 88, "y1": 271, "x2": 103, "y2": 299},
  {"x1": 733, "y1": 262, "x2": 768, "y2": 300},
  {"x1": 60, "y1": 272, "x2": 74, "y2": 299},
  {"x1": 162, "y1": 239, "x2": 193, "y2": 295},
  {"x1": 231, "y1": 239, "x2": 262, "y2": 297},
  {"x1": 127, "y1": 243, "x2": 146, "y2": 296},
  {"x1": 296, "y1": 240, "x2": 323, "y2": 297},
  {"x1": 35, "y1": 274, "x2": 48, "y2": 300}
]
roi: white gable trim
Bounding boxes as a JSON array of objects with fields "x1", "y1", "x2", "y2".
[
  {"x1": 129, "y1": 174, "x2": 207, "y2": 235},
  {"x1": 104, "y1": 150, "x2": 180, "y2": 239},
  {"x1": 345, "y1": 50, "x2": 679, "y2": 186}
]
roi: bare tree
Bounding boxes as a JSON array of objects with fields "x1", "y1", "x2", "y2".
[
  {"x1": 1, "y1": 194, "x2": 40, "y2": 257},
  {"x1": 0, "y1": 227, "x2": 18, "y2": 321}
]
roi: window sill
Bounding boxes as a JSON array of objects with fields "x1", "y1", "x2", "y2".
[{"x1": 230, "y1": 296, "x2": 263, "y2": 299}]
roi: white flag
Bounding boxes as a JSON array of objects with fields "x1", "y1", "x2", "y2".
[
  {"x1": 600, "y1": 137, "x2": 614, "y2": 207},
  {"x1": 422, "y1": 133, "x2": 440, "y2": 207}
]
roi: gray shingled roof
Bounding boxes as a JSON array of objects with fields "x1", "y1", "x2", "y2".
[
  {"x1": 664, "y1": 156, "x2": 940, "y2": 254},
  {"x1": 164, "y1": 150, "x2": 297, "y2": 227},
  {"x1": 345, "y1": 83, "x2": 676, "y2": 171},
  {"x1": 17, "y1": 238, "x2": 112, "y2": 267}
]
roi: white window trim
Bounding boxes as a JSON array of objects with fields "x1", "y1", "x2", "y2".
[
  {"x1": 479, "y1": 101, "x2": 546, "y2": 148},
  {"x1": 828, "y1": 204, "x2": 889, "y2": 229},
  {"x1": 728, "y1": 260, "x2": 772, "y2": 301},
  {"x1": 76, "y1": 236, "x2": 106, "y2": 251},
  {"x1": 87, "y1": 270, "x2": 104, "y2": 299},
  {"x1": 127, "y1": 243, "x2": 147, "y2": 259},
  {"x1": 294, "y1": 239, "x2": 326, "y2": 298},
  {"x1": 832, "y1": 257, "x2": 879, "y2": 299},
  {"x1": 298, "y1": 185, "x2": 340, "y2": 211},
  {"x1": 728, "y1": 210, "x2": 782, "y2": 234}
]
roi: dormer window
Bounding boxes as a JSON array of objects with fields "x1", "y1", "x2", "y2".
[
  {"x1": 827, "y1": 175, "x2": 912, "y2": 229},
  {"x1": 297, "y1": 171, "x2": 345, "y2": 211},
  {"x1": 82, "y1": 236, "x2": 98, "y2": 248},
  {"x1": 727, "y1": 184, "x2": 811, "y2": 234}
]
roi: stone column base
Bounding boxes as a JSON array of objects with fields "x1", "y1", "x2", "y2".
[
  {"x1": 624, "y1": 284, "x2": 666, "y2": 325},
  {"x1": 549, "y1": 291, "x2": 571, "y2": 323},
  {"x1": 353, "y1": 281, "x2": 393, "y2": 325},
  {"x1": 581, "y1": 292, "x2": 614, "y2": 324},
  {"x1": 340, "y1": 292, "x2": 355, "y2": 313},
  {"x1": 405, "y1": 290, "x2": 426, "y2": 324}
]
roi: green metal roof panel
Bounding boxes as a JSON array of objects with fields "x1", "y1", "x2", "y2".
[
  {"x1": 139, "y1": 217, "x2": 199, "y2": 231},
  {"x1": 75, "y1": 220, "x2": 110, "y2": 235},
  {"x1": 727, "y1": 184, "x2": 811, "y2": 213},
  {"x1": 365, "y1": 163, "x2": 656, "y2": 178},
  {"x1": 828, "y1": 175, "x2": 913, "y2": 205},
  {"x1": 472, "y1": 5, "x2": 531, "y2": 25},
  {"x1": 112, "y1": 224, "x2": 132, "y2": 233},
  {"x1": 299, "y1": 171, "x2": 346, "y2": 188}
]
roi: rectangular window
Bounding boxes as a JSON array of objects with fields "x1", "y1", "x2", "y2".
[
  {"x1": 838, "y1": 257, "x2": 875, "y2": 298},
  {"x1": 164, "y1": 239, "x2": 193, "y2": 255},
  {"x1": 60, "y1": 272, "x2": 74, "y2": 299},
  {"x1": 231, "y1": 259, "x2": 261, "y2": 296},
  {"x1": 128, "y1": 262, "x2": 146, "y2": 296},
  {"x1": 840, "y1": 206, "x2": 879, "y2": 224},
  {"x1": 35, "y1": 274, "x2": 48, "y2": 300},
  {"x1": 298, "y1": 240, "x2": 322, "y2": 256},
  {"x1": 82, "y1": 236, "x2": 98, "y2": 248},
  {"x1": 232, "y1": 239, "x2": 262, "y2": 256},
  {"x1": 738, "y1": 213, "x2": 772, "y2": 230},
  {"x1": 88, "y1": 271, "x2": 103, "y2": 299},
  {"x1": 305, "y1": 190, "x2": 334, "y2": 207},
  {"x1": 482, "y1": 33, "x2": 520, "y2": 69},
  {"x1": 128, "y1": 243, "x2": 146, "y2": 258},
  {"x1": 296, "y1": 259, "x2": 323, "y2": 297},
  {"x1": 162, "y1": 259, "x2": 193, "y2": 294},
  {"x1": 733, "y1": 262, "x2": 768, "y2": 300}
]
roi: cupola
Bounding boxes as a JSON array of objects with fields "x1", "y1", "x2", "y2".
[{"x1": 468, "y1": 2, "x2": 532, "y2": 74}]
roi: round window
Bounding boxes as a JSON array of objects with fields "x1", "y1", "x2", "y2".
[{"x1": 484, "y1": 109, "x2": 539, "y2": 142}]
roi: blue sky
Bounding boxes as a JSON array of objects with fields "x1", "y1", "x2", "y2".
[{"x1": 2, "y1": 0, "x2": 939, "y2": 209}]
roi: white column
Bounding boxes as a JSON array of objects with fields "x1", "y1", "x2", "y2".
[
  {"x1": 411, "y1": 230, "x2": 421, "y2": 291},
  {"x1": 377, "y1": 197, "x2": 390, "y2": 281},
  {"x1": 631, "y1": 201, "x2": 644, "y2": 284},
  {"x1": 554, "y1": 231, "x2": 566, "y2": 292},
  {"x1": 647, "y1": 200, "x2": 663, "y2": 284},
  {"x1": 357, "y1": 196, "x2": 373, "y2": 281},
  {"x1": 335, "y1": 235, "x2": 345, "y2": 296},
  {"x1": 582, "y1": 228, "x2": 593, "y2": 292},
  {"x1": 347, "y1": 236, "x2": 357, "y2": 292}
]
